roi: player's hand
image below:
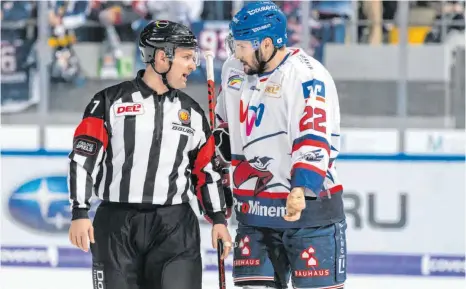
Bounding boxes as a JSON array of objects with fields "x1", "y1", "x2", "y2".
[
  {"x1": 284, "y1": 187, "x2": 306, "y2": 222},
  {"x1": 69, "y1": 219, "x2": 95, "y2": 252},
  {"x1": 212, "y1": 224, "x2": 232, "y2": 260}
]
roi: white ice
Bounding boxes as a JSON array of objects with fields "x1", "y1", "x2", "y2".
[{"x1": 1, "y1": 267, "x2": 464, "y2": 289}]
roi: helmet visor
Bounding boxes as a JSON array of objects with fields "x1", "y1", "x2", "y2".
[{"x1": 225, "y1": 33, "x2": 235, "y2": 57}]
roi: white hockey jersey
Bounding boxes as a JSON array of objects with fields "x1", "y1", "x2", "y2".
[{"x1": 216, "y1": 48, "x2": 345, "y2": 228}]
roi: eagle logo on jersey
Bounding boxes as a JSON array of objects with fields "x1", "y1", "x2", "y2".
[
  {"x1": 298, "y1": 149, "x2": 324, "y2": 162},
  {"x1": 233, "y1": 156, "x2": 274, "y2": 196}
]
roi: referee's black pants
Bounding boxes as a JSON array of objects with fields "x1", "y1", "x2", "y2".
[{"x1": 90, "y1": 201, "x2": 202, "y2": 289}]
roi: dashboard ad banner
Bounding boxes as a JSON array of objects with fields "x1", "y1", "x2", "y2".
[{"x1": 1, "y1": 154, "x2": 464, "y2": 277}]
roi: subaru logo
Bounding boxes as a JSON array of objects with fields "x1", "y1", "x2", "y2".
[{"x1": 8, "y1": 176, "x2": 98, "y2": 233}]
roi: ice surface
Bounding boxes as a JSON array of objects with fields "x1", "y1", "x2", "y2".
[{"x1": 1, "y1": 267, "x2": 464, "y2": 289}]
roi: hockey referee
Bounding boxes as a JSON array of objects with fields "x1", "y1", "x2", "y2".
[{"x1": 67, "y1": 20, "x2": 232, "y2": 289}]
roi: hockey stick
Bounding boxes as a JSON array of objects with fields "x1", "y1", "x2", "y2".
[
  {"x1": 217, "y1": 239, "x2": 227, "y2": 289},
  {"x1": 204, "y1": 50, "x2": 226, "y2": 289},
  {"x1": 204, "y1": 50, "x2": 217, "y2": 131}
]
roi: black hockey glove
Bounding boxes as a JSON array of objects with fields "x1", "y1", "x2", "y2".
[
  {"x1": 213, "y1": 123, "x2": 233, "y2": 218},
  {"x1": 213, "y1": 123, "x2": 231, "y2": 166}
]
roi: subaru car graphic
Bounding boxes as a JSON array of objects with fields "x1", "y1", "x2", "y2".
[{"x1": 8, "y1": 176, "x2": 98, "y2": 233}]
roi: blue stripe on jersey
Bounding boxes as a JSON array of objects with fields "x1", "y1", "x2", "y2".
[{"x1": 291, "y1": 167, "x2": 324, "y2": 194}]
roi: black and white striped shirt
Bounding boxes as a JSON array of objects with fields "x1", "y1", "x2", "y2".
[{"x1": 68, "y1": 70, "x2": 226, "y2": 224}]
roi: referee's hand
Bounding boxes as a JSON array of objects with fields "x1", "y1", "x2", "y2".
[
  {"x1": 212, "y1": 224, "x2": 232, "y2": 260},
  {"x1": 69, "y1": 219, "x2": 95, "y2": 252}
]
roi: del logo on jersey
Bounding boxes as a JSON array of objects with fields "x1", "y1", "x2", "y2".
[{"x1": 114, "y1": 103, "x2": 145, "y2": 116}]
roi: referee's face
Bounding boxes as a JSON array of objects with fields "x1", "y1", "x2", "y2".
[{"x1": 168, "y1": 47, "x2": 197, "y2": 89}]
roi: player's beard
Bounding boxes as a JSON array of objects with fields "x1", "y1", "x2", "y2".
[
  {"x1": 241, "y1": 58, "x2": 260, "y2": 76},
  {"x1": 242, "y1": 49, "x2": 271, "y2": 75}
]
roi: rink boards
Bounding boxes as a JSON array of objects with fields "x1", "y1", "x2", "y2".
[{"x1": 1, "y1": 126, "x2": 464, "y2": 278}]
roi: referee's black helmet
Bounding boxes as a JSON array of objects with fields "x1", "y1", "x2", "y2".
[{"x1": 139, "y1": 20, "x2": 200, "y2": 65}]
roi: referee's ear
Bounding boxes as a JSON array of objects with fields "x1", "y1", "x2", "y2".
[{"x1": 154, "y1": 49, "x2": 170, "y2": 71}]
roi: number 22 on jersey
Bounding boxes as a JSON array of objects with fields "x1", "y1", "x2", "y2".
[{"x1": 300, "y1": 79, "x2": 327, "y2": 134}]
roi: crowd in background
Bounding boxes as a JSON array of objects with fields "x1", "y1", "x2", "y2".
[
  {"x1": 2, "y1": 1, "x2": 464, "y2": 42},
  {"x1": 1, "y1": 0, "x2": 465, "y2": 85}
]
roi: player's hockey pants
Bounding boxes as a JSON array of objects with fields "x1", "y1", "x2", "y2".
[{"x1": 90, "y1": 201, "x2": 202, "y2": 289}]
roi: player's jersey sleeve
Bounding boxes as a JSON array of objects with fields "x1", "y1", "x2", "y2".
[
  {"x1": 68, "y1": 92, "x2": 109, "y2": 220},
  {"x1": 287, "y1": 65, "x2": 335, "y2": 197}
]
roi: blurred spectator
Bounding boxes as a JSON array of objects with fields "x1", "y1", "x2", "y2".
[
  {"x1": 424, "y1": 1, "x2": 465, "y2": 44},
  {"x1": 146, "y1": 0, "x2": 203, "y2": 25},
  {"x1": 278, "y1": 1, "x2": 353, "y2": 63},
  {"x1": 87, "y1": 1, "x2": 144, "y2": 79},
  {"x1": 201, "y1": 1, "x2": 231, "y2": 20},
  {"x1": 88, "y1": 0, "x2": 142, "y2": 40},
  {"x1": 312, "y1": 0, "x2": 353, "y2": 44},
  {"x1": 1, "y1": 1, "x2": 34, "y2": 21},
  {"x1": 361, "y1": 0, "x2": 383, "y2": 45},
  {"x1": 131, "y1": 0, "x2": 204, "y2": 72},
  {"x1": 48, "y1": 0, "x2": 89, "y2": 83},
  {"x1": 358, "y1": 1, "x2": 397, "y2": 44},
  {"x1": 1, "y1": 1, "x2": 37, "y2": 111}
]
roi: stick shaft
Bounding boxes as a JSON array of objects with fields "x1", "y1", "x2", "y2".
[{"x1": 204, "y1": 52, "x2": 216, "y2": 130}]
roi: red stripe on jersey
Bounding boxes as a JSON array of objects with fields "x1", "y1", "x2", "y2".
[
  {"x1": 319, "y1": 185, "x2": 343, "y2": 197},
  {"x1": 74, "y1": 117, "x2": 108, "y2": 149},
  {"x1": 292, "y1": 139, "x2": 330, "y2": 156},
  {"x1": 233, "y1": 185, "x2": 343, "y2": 199},
  {"x1": 233, "y1": 188, "x2": 289, "y2": 199},
  {"x1": 291, "y1": 48, "x2": 300, "y2": 55}
]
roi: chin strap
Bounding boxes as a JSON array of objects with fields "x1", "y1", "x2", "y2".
[
  {"x1": 150, "y1": 60, "x2": 173, "y2": 90},
  {"x1": 255, "y1": 47, "x2": 278, "y2": 74}
]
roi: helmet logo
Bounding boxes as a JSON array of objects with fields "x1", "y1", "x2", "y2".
[
  {"x1": 154, "y1": 20, "x2": 169, "y2": 28},
  {"x1": 252, "y1": 24, "x2": 271, "y2": 33},
  {"x1": 246, "y1": 5, "x2": 278, "y2": 16}
]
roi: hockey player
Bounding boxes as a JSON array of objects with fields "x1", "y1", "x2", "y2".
[{"x1": 214, "y1": 2, "x2": 347, "y2": 289}]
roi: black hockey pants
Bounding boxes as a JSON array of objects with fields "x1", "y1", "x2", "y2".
[{"x1": 90, "y1": 201, "x2": 202, "y2": 289}]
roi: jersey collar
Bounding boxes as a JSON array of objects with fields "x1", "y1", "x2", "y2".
[
  {"x1": 257, "y1": 52, "x2": 291, "y2": 78},
  {"x1": 135, "y1": 69, "x2": 175, "y2": 101}
]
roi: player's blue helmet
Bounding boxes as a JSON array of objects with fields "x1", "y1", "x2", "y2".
[{"x1": 229, "y1": 1, "x2": 288, "y2": 50}]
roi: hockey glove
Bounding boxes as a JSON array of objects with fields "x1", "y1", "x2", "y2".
[
  {"x1": 213, "y1": 123, "x2": 233, "y2": 218},
  {"x1": 213, "y1": 123, "x2": 231, "y2": 166},
  {"x1": 211, "y1": 156, "x2": 233, "y2": 219},
  {"x1": 221, "y1": 167, "x2": 233, "y2": 219}
]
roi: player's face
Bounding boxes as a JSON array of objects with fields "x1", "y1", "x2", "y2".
[
  {"x1": 234, "y1": 40, "x2": 260, "y2": 75},
  {"x1": 167, "y1": 47, "x2": 198, "y2": 89}
]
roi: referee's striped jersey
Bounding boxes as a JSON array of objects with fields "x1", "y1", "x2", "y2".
[{"x1": 68, "y1": 70, "x2": 226, "y2": 224}]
